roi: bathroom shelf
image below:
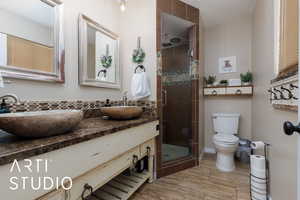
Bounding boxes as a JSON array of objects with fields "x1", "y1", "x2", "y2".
[
  {"x1": 203, "y1": 85, "x2": 253, "y2": 97},
  {"x1": 88, "y1": 171, "x2": 151, "y2": 200}
]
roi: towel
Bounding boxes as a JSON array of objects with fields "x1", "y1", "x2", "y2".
[{"x1": 131, "y1": 72, "x2": 151, "y2": 100}]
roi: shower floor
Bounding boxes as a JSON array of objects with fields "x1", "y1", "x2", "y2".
[{"x1": 162, "y1": 144, "x2": 190, "y2": 162}]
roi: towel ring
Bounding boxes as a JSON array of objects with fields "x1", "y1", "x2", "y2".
[{"x1": 134, "y1": 65, "x2": 146, "y2": 73}]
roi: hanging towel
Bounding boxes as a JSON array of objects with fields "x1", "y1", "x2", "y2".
[{"x1": 131, "y1": 72, "x2": 151, "y2": 100}]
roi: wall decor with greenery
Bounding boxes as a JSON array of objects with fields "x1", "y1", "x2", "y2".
[
  {"x1": 100, "y1": 44, "x2": 112, "y2": 69},
  {"x1": 132, "y1": 37, "x2": 146, "y2": 64}
]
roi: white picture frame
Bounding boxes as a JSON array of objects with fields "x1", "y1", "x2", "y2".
[{"x1": 219, "y1": 56, "x2": 237, "y2": 74}]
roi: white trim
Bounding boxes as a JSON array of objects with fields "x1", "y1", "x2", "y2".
[
  {"x1": 274, "y1": 0, "x2": 281, "y2": 76},
  {"x1": 204, "y1": 147, "x2": 216, "y2": 154},
  {"x1": 268, "y1": 196, "x2": 272, "y2": 200},
  {"x1": 199, "y1": 149, "x2": 204, "y2": 161},
  {"x1": 0, "y1": 33, "x2": 7, "y2": 67}
]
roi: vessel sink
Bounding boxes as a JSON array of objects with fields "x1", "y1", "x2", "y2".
[
  {"x1": 0, "y1": 110, "x2": 83, "y2": 138},
  {"x1": 100, "y1": 106, "x2": 143, "y2": 120}
]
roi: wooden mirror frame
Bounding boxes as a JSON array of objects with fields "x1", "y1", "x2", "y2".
[{"x1": 78, "y1": 14, "x2": 121, "y2": 89}]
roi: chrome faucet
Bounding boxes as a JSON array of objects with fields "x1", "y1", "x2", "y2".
[
  {"x1": 0, "y1": 94, "x2": 20, "y2": 104},
  {"x1": 122, "y1": 91, "x2": 128, "y2": 106}
]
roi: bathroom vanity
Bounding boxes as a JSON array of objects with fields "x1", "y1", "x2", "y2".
[{"x1": 0, "y1": 115, "x2": 158, "y2": 200}]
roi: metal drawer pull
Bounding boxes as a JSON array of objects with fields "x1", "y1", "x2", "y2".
[
  {"x1": 235, "y1": 89, "x2": 242, "y2": 95},
  {"x1": 81, "y1": 184, "x2": 93, "y2": 200},
  {"x1": 211, "y1": 90, "x2": 217, "y2": 95},
  {"x1": 146, "y1": 146, "x2": 151, "y2": 157},
  {"x1": 132, "y1": 155, "x2": 139, "y2": 166}
]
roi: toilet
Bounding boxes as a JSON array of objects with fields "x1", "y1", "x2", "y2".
[{"x1": 212, "y1": 113, "x2": 240, "y2": 172}]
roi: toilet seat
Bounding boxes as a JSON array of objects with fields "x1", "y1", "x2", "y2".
[{"x1": 213, "y1": 133, "x2": 239, "y2": 145}]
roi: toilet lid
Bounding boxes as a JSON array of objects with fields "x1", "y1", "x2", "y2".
[{"x1": 214, "y1": 134, "x2": 239, "y2": 144}]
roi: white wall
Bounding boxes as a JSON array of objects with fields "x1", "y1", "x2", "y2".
[
  {"x1": 199, "y1": 15, "x2": 205, "y2": 155},
  {"x1": 0, "y1": 0, "x2": 157, "y2": 101},
  {"x1": 252, "y1": 0, "x2": 298, "y2": 199},
  {"x1": 120, "y1": 0, "x2": 156, "y2": 101},
  {"x1": 204, "y1": 16, "x2": 253, "y2": 149}
]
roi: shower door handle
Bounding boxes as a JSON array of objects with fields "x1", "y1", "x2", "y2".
[{"x1": 162, "y1": 90, "x2": 167, "y2": 106}]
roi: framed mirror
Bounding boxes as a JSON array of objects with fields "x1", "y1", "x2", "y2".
[
  {"x1": 79, "y1": 14, "x2": 120, "y2": 89},
  {"x1": 0, "y1": 0, "x2": 65, "y2": 82}
]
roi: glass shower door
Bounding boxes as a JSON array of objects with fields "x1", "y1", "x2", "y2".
[{"x1": 161, "y1": 13, "x2": 195, "y2": 163}]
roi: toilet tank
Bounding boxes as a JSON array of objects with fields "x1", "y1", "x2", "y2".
[{"x1": 212, "y1": 113, "x2": 240, "y2": 135}]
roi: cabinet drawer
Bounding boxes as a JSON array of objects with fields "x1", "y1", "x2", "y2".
[
  {"x1": 69, "y1": 146, "x2": 140, "y2": 200},
  {"x1": 140, "y1": 139, "x2": 155, "y2": 157},
  {"x1": 204, "y1": 88, "x2": 226, "y2": 95},
  {"x1": 37, "y1": 189, "x2": 65, "y2": 200},
  {"x1": 226, "y1": 87, "x2": 252, "y2": 95}
]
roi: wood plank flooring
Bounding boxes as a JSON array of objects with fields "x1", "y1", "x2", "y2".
[{"x1": 130, "y1": 154, "x2": 250, "y2": 200}]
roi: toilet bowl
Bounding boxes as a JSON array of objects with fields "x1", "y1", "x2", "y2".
[
  {"x1": 212, "y1": 113, "x2": 240, "y2": 172},
  {"x1": 213, "y1": 133, "x2": 239, "y2": 172}
]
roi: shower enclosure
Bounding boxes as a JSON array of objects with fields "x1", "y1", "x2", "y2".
[{"x1": 156, "y1": 0, "x2": 200, "y2": 178}]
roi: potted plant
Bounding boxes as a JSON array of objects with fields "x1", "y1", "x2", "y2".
[
  {"x1": 204, "y1": 75, "x2": 216, "y2": 87},
  {"x1": 240, "y1": 71, "x2": 253, "y2": 85},
  {"x1": 219, "y1": 80, "x2": 228, "y2": 86}
]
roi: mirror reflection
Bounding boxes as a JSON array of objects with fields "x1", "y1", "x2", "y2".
[
  {"x1": 87, "y1": 25, "x2": 117, "y2": 83},
  {"x1": 0, "y1": 0, "x2": 56, "y2": 74},
  {"x1": 274, "y1": 0, "x2": 298, "y2": 75}
]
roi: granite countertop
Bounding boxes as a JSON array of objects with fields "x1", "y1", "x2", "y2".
[{"x1": 0, "y1": 115, "x2": 158, "y2": 166}]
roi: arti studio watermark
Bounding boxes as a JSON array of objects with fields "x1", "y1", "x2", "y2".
[{"x1": 9, "y1": 159, "x2": 72, "y2": 191}]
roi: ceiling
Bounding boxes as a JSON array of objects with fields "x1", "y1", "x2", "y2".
[{"x1": 180, "y1": 0, "x2": 256, "y2": 28}]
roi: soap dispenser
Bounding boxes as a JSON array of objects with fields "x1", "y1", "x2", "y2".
[{"x1": 0, "y1": 99, "x2": 10, "y2": 114}]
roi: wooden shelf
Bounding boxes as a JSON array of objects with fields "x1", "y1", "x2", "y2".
[
  {"x1": 272, "y1": 104, "x2": 297, "y2": 112},
  {"x1": 204, "y1": 85, "x2": 253, "y2": 89},
  {"x1": 204, "y1": 85, "x2": 253, "y2": 97},
  {"x1": 88, "y1": 171, "x2": 151, "y2": 200}
]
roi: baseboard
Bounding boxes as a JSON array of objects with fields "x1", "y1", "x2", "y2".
[
  {"x1": 199, "y1": 150, "x2": 204, "y2": 162},
  {"x1": 204, "y1": 147, "x2": 216, "y2": 154}
]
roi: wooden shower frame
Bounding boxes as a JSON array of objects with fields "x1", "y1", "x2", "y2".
[{"x1": 156, "y1": 0, "x2": 200, "y2": 178}]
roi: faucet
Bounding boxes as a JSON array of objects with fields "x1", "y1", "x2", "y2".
[
  {"x1": 0, "y1": 94, "x2": 20, "y2": 104},
  {"x1": 122, "y1": 91, "x2": 128, "y2": 106}
]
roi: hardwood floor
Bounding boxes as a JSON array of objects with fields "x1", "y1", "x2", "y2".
[{"x1": 130, "y1": 154, "x2": 250, "y2": 200}]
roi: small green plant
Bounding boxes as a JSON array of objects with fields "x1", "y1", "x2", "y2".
[
  {"x1": 204, "y1": 75, "x2": 216, "y2": 86},
  {"x1": 240, "y1": 71, "x2": 253, "y2": 83},
  {"x1": 132, "y1": 48, "x2": 146, "y2": 64},
  {"x1": 219, "y1": 80, "x2": 228, "y2": 85},
  {"x1": 100, "y1": 55, "x2": 112, "y2": 69}
]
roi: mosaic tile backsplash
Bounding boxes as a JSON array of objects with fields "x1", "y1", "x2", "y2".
[{"x1": 7, "y1": 100, "x2": 157, "y2": 118}]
